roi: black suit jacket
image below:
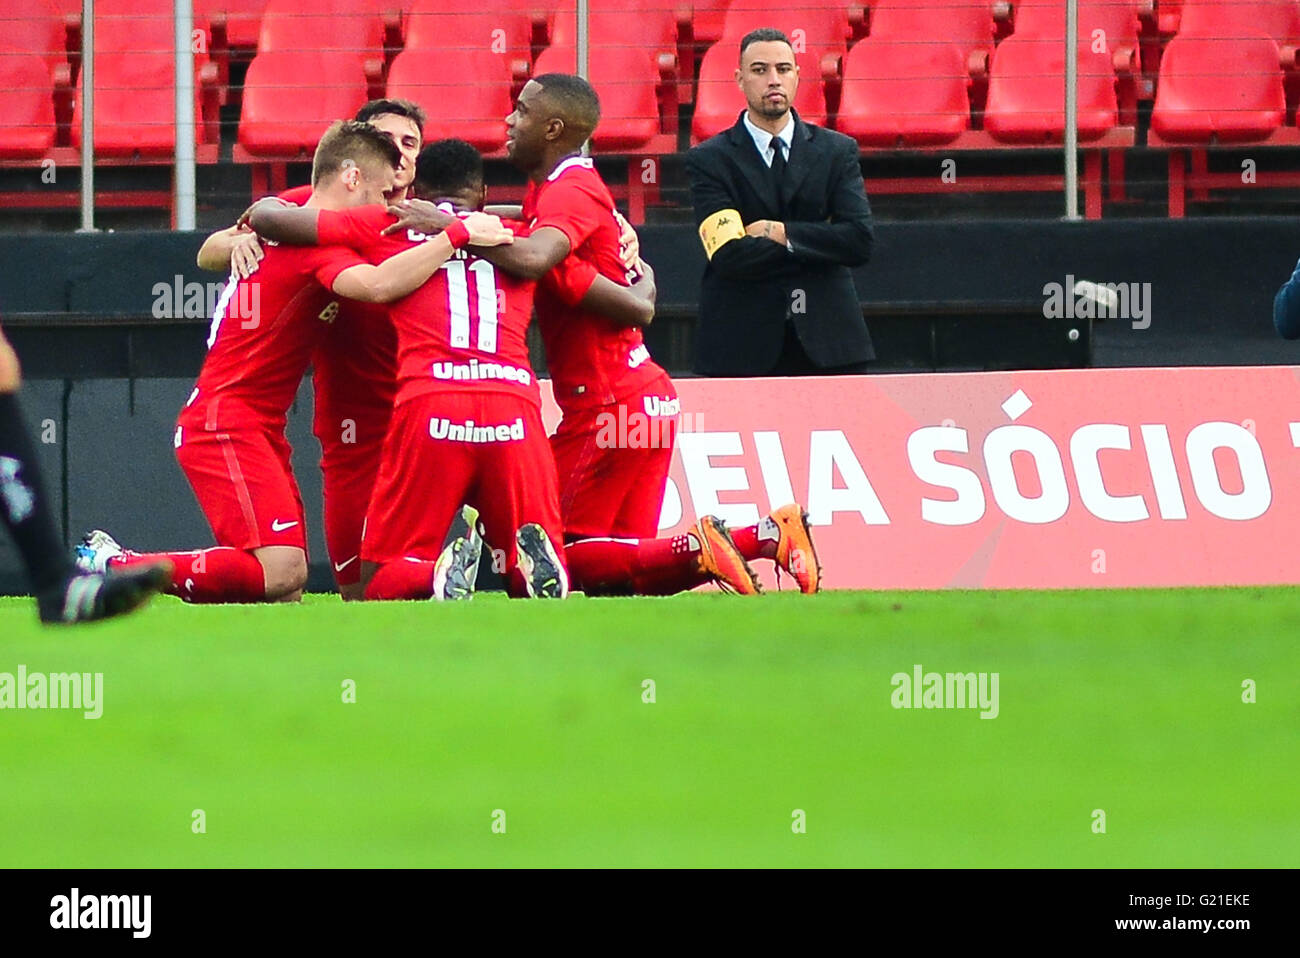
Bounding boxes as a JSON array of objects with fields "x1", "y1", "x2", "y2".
[{"x1": 685, "y1": 110, "x2": 875, "y2": 376}]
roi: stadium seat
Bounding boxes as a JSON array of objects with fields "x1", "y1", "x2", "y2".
[
  {"x1": 1158, "y1": 0, "x2": 1183, "y2": 34},
  {"x1": 983, "y1": 37, "x2": 1120, "y2": 143},
  {"x1": 1148, "y1": 33, "x2": 1300, "y2": 216},
  {"x1": 1010, "y1": 0, "x2": 1143, "y2": 125},
  {"x1": 835, "y1": 40, "x2": 971, "y2": 147},
  {"x1": 386, "y1": 47, "x2": 515, "y2": 154},
  {"x1": 236, "y1": 51, "x2": 370, "y2": 157},
  {"x1": 691, "y1": 0, "x2": 733, "y2": 49},
  {"x1": 403, "y1": 0, "x2": 533, "y2": 72},
  {"x1": 197, "y1": 0, "x2": 268, "y2": 50},
  {"x1": 548, "y1": 2, "x2": 682, "y2": 101},
  {"x1": 0, "y1": 0, "x2": 73, "y2": 143},
  {"x1": 868, "y1": 0, "x2": 999, "y2": 68},
  {"x1": 1177, "y1": 0, "x2": 1300, "y2": 47},
  {"x1": 691, "y1": 39, "x2": 827, "y2": 143},
  {"x1": 256, "y1": 0, "x2": 386, "y2": 99},
  {"x1": 70, "y1": 0, "x2": 220, "y2": 159},
  {"x1": 0, "y1": 55, "x2": 58, "y2": 158},
  {"x1": 1150, "y1": 35, "x2": 1287, "y2": 143}
]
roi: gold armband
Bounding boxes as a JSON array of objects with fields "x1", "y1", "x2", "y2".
[{"x1": 698, "y1": 208, "x2": 745, "y2": 260}]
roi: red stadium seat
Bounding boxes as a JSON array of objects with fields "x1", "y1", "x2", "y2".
[
  {"x1": 1158, "y1": 0, "x2": 1183, "y2": 34},
  {"x1": 403, "y1": 0, "x2": 533, "y2": 67},
  {"x1": 868, "y1": 0, "x2": 998, "y2": 66},
  {"x1": 835, "y1": 40, "x2": 971, "y2": 146},
  {"x1": 1177, "y1": 0, "x2": 1300, "y2": 45},
  {"x1": 691, "y1": 0, "x2": 732, "y2": 49},
  {"x1": 0, "y1": 0, "x2": 73, "y2": 143},
  {"x1": 1, "y1": 0, "x2": 70, "y2": 74},
  {"x1": 197, "y1": 0, "x2": 268, "y2": 49},
  {"x1": 691, "y1": 39, "x2": 827, "y2": 143},
  {"x1": 1013, "y1": 1, "x2": 1141, "y2": 63},
  {"x1": 0, "y1": 55, "x2": 58, "y2": 158},
  {"x1": 549, "y1": 2, "x2": 683, "y2": 104},
  {"x1": 983, "y1": 37, "x2": 1119, "y2": 143},
  {"x1": 256, "y1": 0, "x2": 386, "y2": 97},
  {"x1": 236, "y1": 51, "x2": 370, "y2": 157},
  {"x1": 1147, "y1": 34, "x2": 1300, "y2": 216},
  {"x1": 1010, "y1": 0, "x2": 1143, "y2": 125},
  {"x1": 386, "y1": 47, "x2": 515, "y2": 153},
  {"x1": 70, "y1": 0, "x2": 219, "y2": 158},
  {"x1": 1150, "y1": 35, "x2": 1286, "y2": 143}
]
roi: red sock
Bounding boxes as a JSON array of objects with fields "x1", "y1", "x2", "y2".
[
  {"x1": 110, "y1": 547, "x2": 266, "y2": 603},
  {"x1": 364, "y1": 559, "x2": 435, "y2": 600},
  {"x1": 565, "y1": 535, "x2": 708, "y2": 596},
  {"x1": 729, "y1": 515, "x2": 781, "y2": 561}
]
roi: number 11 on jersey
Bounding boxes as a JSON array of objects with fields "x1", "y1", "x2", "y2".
[{"x1": 442, "y1": 258, "x2": 499, "y2": 353}]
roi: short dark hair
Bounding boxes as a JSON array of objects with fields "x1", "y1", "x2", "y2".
[
  {"x1": 415, "y1": 138, "x2": 484, "y2": 196},
  {"x1": 311, "y1": 119, "x2": 401, "y2": 187},
  {"x1": 355, "y1": 98, "x2": 427, "y2": 134},
  {"x1": 532, "y1": 73, "x2": 601, "y2": 142},
  {"x1": 739, "y1": 27, "x2": 793, "y2": 64}
]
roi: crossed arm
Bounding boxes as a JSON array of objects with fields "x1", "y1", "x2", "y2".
[{"x1": 686, "y1": 140, "x2": 874, "y2": 279}]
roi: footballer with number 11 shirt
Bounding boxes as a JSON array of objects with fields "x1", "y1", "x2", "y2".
[{"x1": 248, "y1": 154, "x2": 570, "y2": 600}]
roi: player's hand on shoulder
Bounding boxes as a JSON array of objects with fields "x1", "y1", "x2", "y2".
[
  {"x1": 230, "y1": 226, "x2": 264, "y2": 279},
  {"x1": 614, "y1": 210, "x2": 639, "y2": 272},
  {"x1": 382, "y1": 198, "x2": 454, "y2": 236},
  {"x1": 236, "y1": 195, "x2": 297, "y2": 232},
  {"x1": 462, "y1": 211, "x2": 514, "y2": 247}
]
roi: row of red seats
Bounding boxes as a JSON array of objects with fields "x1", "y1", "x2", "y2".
[{"x1": 4, "y1": 0, "x2": 1298, "y2": 157}]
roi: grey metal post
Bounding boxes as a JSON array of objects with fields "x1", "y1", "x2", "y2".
[
  {"x1": 1064, "y1": 0, "x2": 1080, "y2": 220},
  {"x1": 78, "y1": 0, "x2": 95, "y2": 232},
  {"x1": 174, "y1": 0, "x2": 197, "y2": 229},
  {"x1": 577, "y1": 0, "x2": 590, "y2": 156}
]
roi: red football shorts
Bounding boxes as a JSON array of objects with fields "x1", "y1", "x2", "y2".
[
  {"x1": 550, "y1": 373, "x2": 678, "y2": 540},
  {"x1": 313, "y1": 308, "x2": 397, "y2": 586},
  {"x1": 360, "y1": 390, "x2": 565, "y2": 576},
  {"x1": 174, "y1": 418, "x2": 308, "y2": 552}
]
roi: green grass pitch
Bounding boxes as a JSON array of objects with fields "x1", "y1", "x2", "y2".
[{"x1": 0, "y1": 588, "x2": 1296, "y2": 867}]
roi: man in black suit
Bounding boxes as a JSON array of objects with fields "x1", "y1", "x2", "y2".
[{"x1": 686, "y1": 27, "x2": 875, "y2": 377}]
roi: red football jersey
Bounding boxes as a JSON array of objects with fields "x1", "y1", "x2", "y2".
[
  {"x1": 524, "y1": 156, "x2": 667, "y2": 411},
  {"x1": 279, "y1": 185, "x2": 399, "y2": 424},
  {"x1": 185, "y1": 241, "x2": 364, "y2": 430},
  {"x1": 316, "y1": 205, "x2": 541, "y2": 407}
]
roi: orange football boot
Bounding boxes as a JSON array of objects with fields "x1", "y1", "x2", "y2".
[
  {"x1": 770, "y1": 504, "x2": 822, "y2": 593},
  {"x1": 695, "y1": 516, "x2": 763, "y2": 595}
]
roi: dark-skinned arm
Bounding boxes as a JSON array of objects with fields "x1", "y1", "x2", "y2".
[
  {"x1": 579, "y1": 261, "x2": 656, "y2": 328},
  {"x1": 245, "y1": 199, "x2": 324, "y2": 245},
  {"x1": 383, "y1": 198, "x2": 573, "y2": 281}
]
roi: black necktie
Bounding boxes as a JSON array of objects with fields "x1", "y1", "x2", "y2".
[{"x1": 770, "y1": 139, "x2": 786, "y2": 183}]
